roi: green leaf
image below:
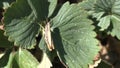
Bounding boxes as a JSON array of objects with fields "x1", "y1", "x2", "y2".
[
  {"x1": 95, "y1": 0, "x2": 114, "y2": 12},
  {"x1": 92, "y1": 12, "x2": 105, "y2": 20},
  {"x1": 0, "y1": 49, "x2": 19, "y2": 68},
  {"x1": 4, "y1": 51, "x2": 16, "y2": 68},
  {"x1": 3, "y1": 0, "x2": 57, "y2": 49},
  {"x1": 98, "y1": 15, "x2": 111, "y2": 31},
  {"x1": 51, "y1": 2, "x2": 99, "y2": 68},
  {"x1": 12, "y1": 57, "x2": 19, "y2": 68},
  {"x1": 112, "y1": 0, "x2": 120, "y2": 16},
  {"x1": 39, "y1": 37, "x2": 57, "y2": 60},
  {"x1": 3, "y1": 0, "x2": 40, "y2": 49},
  {"x1": 38, "y1": 52, "x2": 52, "y2": 68},
  {"x1": 14, "y1": 49, "x2": 39, "y2": 68},
  {"x1": 4, "y1": 13, "x2": 40, "y2": 49},
  {"x1": 0, "y1": 30, "x2": 13, "y2": 48},
  {"x1": 94, "y1": 0, "x2": 120, "y2": 15},
  {"x1": 0, "y1": 49, "x2": 12, "y2": 67},
  {"x1": 1, "y1": 49, "x2": 39, "y2": 68},
  {"x1": 48, "y1": 0, "x2": 57, "y2": 17},
  {"x1": 78, "y1": 0, "x2": 96, "y2": 10},
  {"x1": 27, "y1": 0, "x2": 57, "y2": 21},
  {"x1": 111, "y1": 15, "x2": 120, "y2": 39},
  {"x1": 90, "y1": 0, "x2": 120, "y2": 39}
]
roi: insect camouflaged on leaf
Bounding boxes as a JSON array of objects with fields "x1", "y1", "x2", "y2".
[{"x1": 44, "y1": 22, "x2": 54, "y2": 51}]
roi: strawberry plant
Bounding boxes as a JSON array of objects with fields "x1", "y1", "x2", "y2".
[{"x1": 0, "y1": 0, "x2": 120, "y2": 68}]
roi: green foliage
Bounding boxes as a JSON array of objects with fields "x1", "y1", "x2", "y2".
[
  {"x1": 78, "y1": 0, "x2": 96, "y2": 10},
  {"x1": 0, "y1": 48, "x2": 39, "y2": 68},
  {"x1": 80, "y1": 0, "x2": 120, "y2": 39},
  {"x1": 0, "y1": 49, "x2": 12, "y2": 67},
  {"x1": 51, "y1": 2, "x2": 99, "y2": 67},
  {"x1": 39, "y1": 2, "x2": 99, "y2": 67},
  {"x1": 5, "y1": 51, "x2": 16, "y2": 68},
  {"x1": 0, "y1": 30, "x2": 13, "y2": 48},
  {"x1": 3, "y1": 0, "x2": 39, "y2": 49},
  {"x1": 14, "y1": 49, "x2": 39, "y2": 68},
  {"x1": 1, "y1": 0, "x2": 120, "y2": 68},
  {"x1": 3, "y1": 0, "x2": 57, "y2": 49}
]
